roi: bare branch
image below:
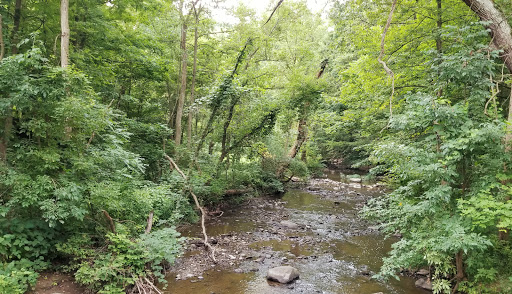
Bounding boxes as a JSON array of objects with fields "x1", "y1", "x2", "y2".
[
  {"x1": 263, "y1": 0, "x2": 284, "y2": 26},
  {"x1": 164, "y1": 154, "x2": 217, "y2": 263},
  {"x1": 378, "y1": 0, "x2": 398, "y2": 127}
]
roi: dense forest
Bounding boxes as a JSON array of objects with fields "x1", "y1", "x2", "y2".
[{"x1": 1, "y1": 0, "x2": 512, "y2": 293}]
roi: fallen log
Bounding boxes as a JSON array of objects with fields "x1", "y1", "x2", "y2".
[{"x1": 224, "y1": 189, "x2": 252, "y2": 196}]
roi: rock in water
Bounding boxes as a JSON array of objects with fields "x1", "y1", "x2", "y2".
[
  {"x1": 280, "y1": 220, "x2": 299, "y2": 229},
  {"x1": 349, "y1": 177, "x2": 362, "y2": 183},
  {"x1": 416, "y1": 269, "x2": 429, "y2": 276},
  {"x1": 267, "y1": 266, "x2": 299, "y2": 283},
  {"x1": 415, "y1": 278, "x2": 433, "y2": 291}
]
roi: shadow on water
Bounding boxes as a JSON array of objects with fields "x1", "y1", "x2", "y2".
[{"x1": 165, "y1": 170, "x2": 431, "y2": 294}]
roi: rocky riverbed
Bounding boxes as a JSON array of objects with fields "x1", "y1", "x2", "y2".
[{"x1": 162, "y1": 170, "x2": 431, "y2": 294}]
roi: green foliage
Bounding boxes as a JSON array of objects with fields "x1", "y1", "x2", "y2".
[
  {"x1": 59, "y1": 229, "x2": 184, "y2": 293},
  {"x1": 139, "y1": 227, "x2": 185, "y2": 282},
  {"x1": 362, "y1": 23, "x2": 512, "y2": 293},
  {"x1": 0, "y1": 260, "x2": 40, "y2": 294}
]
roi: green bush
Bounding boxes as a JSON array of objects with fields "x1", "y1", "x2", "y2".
[
  {"x1": 0, "y1": 260, "x2": 40, "y2": 294},
  {"x1": 59, "y1": 228, "x2": 184, "y2": 293}
]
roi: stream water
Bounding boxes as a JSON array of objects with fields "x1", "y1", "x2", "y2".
[{"x1": 163, "y1": 170, "x2": 430, "y2": 294}]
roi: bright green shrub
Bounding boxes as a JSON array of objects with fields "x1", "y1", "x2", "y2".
[{"x1": 60, "y1": 229, "x2": 184, "y2": 293}]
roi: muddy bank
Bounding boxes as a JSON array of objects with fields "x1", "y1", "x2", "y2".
[{"x1": 163, "y1": 170, "x2": 430, "y2": 294}]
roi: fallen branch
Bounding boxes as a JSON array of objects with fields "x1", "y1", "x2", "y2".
[
  {"x1": 144, "y1": 277, "x2": 162, "y2": 294},
  {"x1": 224, "y1": 189, "x2": 252, "y2": 196},
  {"x1": 164, "y1": 154, "x2": 217, "y2": 263}
]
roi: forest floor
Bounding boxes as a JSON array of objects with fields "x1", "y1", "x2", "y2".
[{"x1": 28, "y1": 271, "x2": 85, "y2": 294}]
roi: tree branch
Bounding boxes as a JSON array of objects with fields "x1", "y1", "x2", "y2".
[
  {"x1": 164, "y1": 154, "x2": 216, "y2": 263},
  {"x1": 378, "y1": 0, "x2": 398, "y2": 127}
]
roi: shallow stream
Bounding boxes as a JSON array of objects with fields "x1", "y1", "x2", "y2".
[{"x1": 163, "y1": 170, "x2": 430, "y2": 294}]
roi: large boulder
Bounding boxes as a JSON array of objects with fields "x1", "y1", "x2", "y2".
[
  {"x1": 267, "y1": 266, "x2": 299, "y2": 283},
  {"x1": 415, "y1": 278, "x2": 433, "y2": 291}
]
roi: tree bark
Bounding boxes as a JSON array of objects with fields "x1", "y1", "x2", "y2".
[
  {"x1": 10, "y1": 0, "x2": 22, "y2": 55},
  {"x1": 60, "y1": 0, "x2": 70, "y2": 68},
  {"x1": 288, "y1": 117, "x2": 307, "y2": 158},
  {"x1": 175, "y1": 23, "x2": 187, "y2": 145},
  {"x1": 145, "y1": 210, "x2": 154, "y2": 234},
  {"x1": 451, "y1": 250, "x2": 465, "y2": 294},
  {"x1": 462, "y1": 0, "x2": 512, "y2": 73}
]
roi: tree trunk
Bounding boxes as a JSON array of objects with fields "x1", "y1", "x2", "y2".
[
  {"x1": 0, "y1": 15, "x2": 4, "y2": 161},
  {"x1": 175, "y1": 23, "x2": 187, "y2": 145},
  {"x1": 0, "y1": 15, "x2": 5, "y2": 60},
  {"x1": 462, "y1": 0, "x2": 512, "y2": 73},
  {"x1": 288, "y1": 117, "x2": 307, "y2": 159},
  {"x1": 10, "y1": 0, "x2": 22, "y2": 55},
  {"x1": 60, "y1": 0, "x2": 70, "y2": 68},
  {"x1": 451, "y1": 250, "x2": 465, "y2": 294},
  {"x1": 436, "y1": 0, "x2": 442, "y2": 53},
  {"x1": 166, "y1": 79, "x2": 177, "y2": 129},
  {"x1": 219, "y1": 96, "x2": 240, "y2": 164},
  {"x1": 0, "y1": 14, "x2": 11, "y2": 163},
  {"x1": 188, "y1": 7, "x2": 200, "y2": 149}
]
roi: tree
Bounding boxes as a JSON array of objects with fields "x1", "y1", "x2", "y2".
[
  {"x1": 462, "y1": 0, "x2": 512, "y2": 242},
  {"x1": 60, "y1": 0, "x2": 69, "y2": 68},
  {"x1": 175, "y1": 0, "x2": 199, "y2": 146}
]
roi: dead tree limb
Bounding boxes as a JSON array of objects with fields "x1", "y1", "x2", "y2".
[
  {"x1": 164, "y1": 154, "x2": 216, "y2": 263},
  {"x1": 378, "y1": 0, "x2": 398, "y2": 126}
]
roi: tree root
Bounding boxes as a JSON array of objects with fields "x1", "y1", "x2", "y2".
[{"x1": 164, "y1": 154, "x2": 217, "y2": 263}]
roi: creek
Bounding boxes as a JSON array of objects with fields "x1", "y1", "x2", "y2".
[{"x1": 163, "y1": 170, "x2": 431, "y2": 294}]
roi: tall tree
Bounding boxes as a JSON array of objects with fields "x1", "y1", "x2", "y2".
[
  {"x1": 175, "y1": 0, "x2": 187, "y2": 145},
  {"x1": 0, "y1": 14, "x2": 4, "y2": 60},
  {"x1": 175, "y1": 0, "x2": 199, "y2": 146},
  {"x1": 187, "y1": 3, "x2": 201, "y2": 148},
  {"x1": 60, "y1": 0, "x2": 70, "y2": 68},
  {"x1": 10, "y1": 0, "x2": 22, "y2": 55}
]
